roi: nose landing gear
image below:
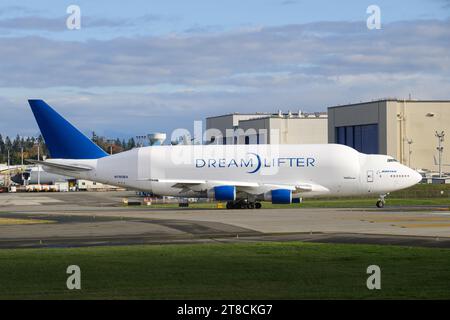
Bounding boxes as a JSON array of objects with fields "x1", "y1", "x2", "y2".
[{"x1": 376, "y1": 194, "x2": 387, "y2": 208}]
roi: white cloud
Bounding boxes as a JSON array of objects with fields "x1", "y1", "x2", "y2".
[{"x1": 0, "y1": 19, "x2": 449, "y2": 137}]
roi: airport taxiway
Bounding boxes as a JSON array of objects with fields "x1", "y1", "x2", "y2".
[{"x1": 0, "y1": 191, "x2": 449, "y2": 248}]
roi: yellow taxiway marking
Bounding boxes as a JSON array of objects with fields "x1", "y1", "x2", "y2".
[{"x1": 0, "y1": 218, "x2": 55, "y2": 225}]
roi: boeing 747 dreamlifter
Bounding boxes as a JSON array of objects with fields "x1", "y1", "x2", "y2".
[{"x1": 27, "y1": 99, "x2": 421, "y2": 209}]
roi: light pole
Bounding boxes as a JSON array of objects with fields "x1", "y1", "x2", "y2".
[
  {"x1": 6, "y1": 149, "x2": 10, "y2": 188},
  {"x1": 435, "y1": 131, "x2": 445, "y2": 178},
  {"x1": 397, "y1": 113, "x2": 405, "y2": 164},
  {"x1": 36, "y1": 140, "x2": 41, "y2": 187},
  {"x1": 406, "y1": 138, "x2": 413, "y2": 168},
  {"x1": 107, "y1": 139, "x2": 114, "y2": 155}
]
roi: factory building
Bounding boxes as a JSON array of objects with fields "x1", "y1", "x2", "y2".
[
  {"x1": 206, "y1": 111, "x2": 328, "y2": 145},
  {"x1": 328, "y1": 99, "x2": 450, "y2": 172}
]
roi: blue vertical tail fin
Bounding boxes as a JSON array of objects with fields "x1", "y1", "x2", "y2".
[{"x1": 28, "y1": 99, "x2": 108, "y2": 159}]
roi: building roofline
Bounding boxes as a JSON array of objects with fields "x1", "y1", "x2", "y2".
[
  {"x1": 328, "y1": 99, "x2": 450, "y2": 109},
  {"x1": 206, "y1": 113, "x2": 273, "y2": 120},
  {"x1": 239, "y1": 115, "x2": 327, "y2": 122},
  {"x1": 207, "y1": 111, "x2": 327, "y2": 120}
]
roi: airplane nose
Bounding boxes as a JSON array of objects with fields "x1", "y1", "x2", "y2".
[{"x1": 411, "y1": 170, "x2": 422, "y2": 185}]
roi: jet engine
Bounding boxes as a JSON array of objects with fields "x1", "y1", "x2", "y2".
[
  {"x1": 207, "y1": 185, "x2": 236, "y2": 201},
  {"x1": 264, "y1": 189, "x2": 293, "y2": 204}
]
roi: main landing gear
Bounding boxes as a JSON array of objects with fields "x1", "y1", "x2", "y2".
[
  {"x1": 376, "y1": 194, "x2": 387, "y2": 208},
  {"x1": 226, "y1": 200, "x2": 262, "y2": 210}
]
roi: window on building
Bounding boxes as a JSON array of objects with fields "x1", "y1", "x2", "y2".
[
  {"x1": 337, "y1": 127, "x2": 346, "y2": 144},
  {"x1": 361, "y1": 124, "x2": 378, "y2": 154},
  {"x1": 223, "y1": 137, "x2": 227, "y2": 145},
  {"x1": 336, "y1": 124, "x2": 379, "y2": 154},
  {"x1": 245, "y1": 136, "x2": 250, "y2": 145},
  {"x1": 345, "y1": 126, "x2": 354, "y2": 147},
  {"x1": 234, "y1": 136, "x2": 238, "y2": 144},
  {"x1": 354, "y1": 126, "x2": 362, "y2": 151}
]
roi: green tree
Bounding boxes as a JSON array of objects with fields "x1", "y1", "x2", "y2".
[{"x1": 0, "y1": 134, "x2": 5, "y2": 163}]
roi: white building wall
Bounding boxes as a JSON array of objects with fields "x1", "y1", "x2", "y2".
[
  {"x1": 206, "y1": 113, "x2": 328, "y2": 145},
  {"x1": 328, "y1": 99, "x2": 450, "y2": 171}
]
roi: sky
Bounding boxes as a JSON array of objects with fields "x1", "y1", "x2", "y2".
[{"x1": 0, "y1": 0, "x2": 449, "y2": 140}]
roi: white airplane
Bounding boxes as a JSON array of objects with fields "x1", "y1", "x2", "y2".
[
  {"x1": 10, "y1": 165, "x2": 72, "y2": 185},
  {"x1": 27, "y1": 99, "x2": 421, "y2": 209},
  {"x1": 0, "y1": 164, "x2": 23, "y2": 173}
]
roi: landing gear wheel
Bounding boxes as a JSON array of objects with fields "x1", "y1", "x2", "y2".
[
  {"x1": 376, "y1": 193, "x2": 387, "y2": 208},
  {"x1": 226, "y1": 201, "x2": 261, "y2": 210},
  {"x1": 376, "y1": 200, "x2": 384, "y2": 208}
]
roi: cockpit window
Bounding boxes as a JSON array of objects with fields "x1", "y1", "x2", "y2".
[{"x1": 387, "y1": 158, "x2": 398, "y2": 162}]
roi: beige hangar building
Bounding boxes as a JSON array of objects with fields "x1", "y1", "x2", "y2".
[
  {"x1": 328, "y1": 99, "x2": 450, "y2": 172},
  {"x1": 205, "y1": 111, "x2": 328, "y2": 145}
]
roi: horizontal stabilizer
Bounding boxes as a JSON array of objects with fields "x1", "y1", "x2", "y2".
[
  {"x1": 26, "y1": 159, "x2": 93, "y2": 172},
  {"x1": 0, "y1": 166, "x2": 23, "y2": 174}
]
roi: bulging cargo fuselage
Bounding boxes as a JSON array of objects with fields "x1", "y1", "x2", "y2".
[
  {"x1": 43, "y1": 143, "x2": 421, "y2": 200},
  {"x1": 27, "y1": 99, "x2": 421, "y2": 208}
]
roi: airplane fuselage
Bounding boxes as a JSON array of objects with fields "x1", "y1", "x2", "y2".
[{"x1": 43, "y1": 144, "x2": 422, "y2": 200}]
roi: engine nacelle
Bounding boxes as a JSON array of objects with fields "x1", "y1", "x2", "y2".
[
  {"x1": 207, "y1": 185, "x2": 236, "y2": 201},
  {"x1": 264, "y1": 189, "x2": 292, "y2": 204}
]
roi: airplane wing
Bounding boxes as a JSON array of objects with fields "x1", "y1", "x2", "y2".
[
  {"x1": 149, "y1": 178, "x2": 327, "y2": 195},
  {"x1": 26, "y1": 159, "x2": 93, "y2": 172},
  {"x1": 238, "y1": 182, "x2": 329, "y2": 194}
]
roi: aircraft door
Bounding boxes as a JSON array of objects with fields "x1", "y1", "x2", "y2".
[{"x1": 367, "y1": 170, "x2": 374, "y2": 183}]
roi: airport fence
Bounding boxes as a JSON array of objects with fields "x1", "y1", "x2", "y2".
[
  {"x1": 389, "y1": 184, "x2": 450, "y2": 199},
  {"x1": 310, "y1": 184, "x2": 450, "y2": 200}
]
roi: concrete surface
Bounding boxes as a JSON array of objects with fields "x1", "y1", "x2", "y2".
[{"x1": 0, "y1": 191, "x2": 449, "y2": 248}]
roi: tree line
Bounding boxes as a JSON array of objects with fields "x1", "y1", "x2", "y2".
[{"x1": 0, "y1": 132, "x2": 136, "y2": 165}]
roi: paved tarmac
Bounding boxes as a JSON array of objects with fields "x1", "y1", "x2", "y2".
[{"x1": 0, "y1": 191, "x2": 449, "y2": 248}]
